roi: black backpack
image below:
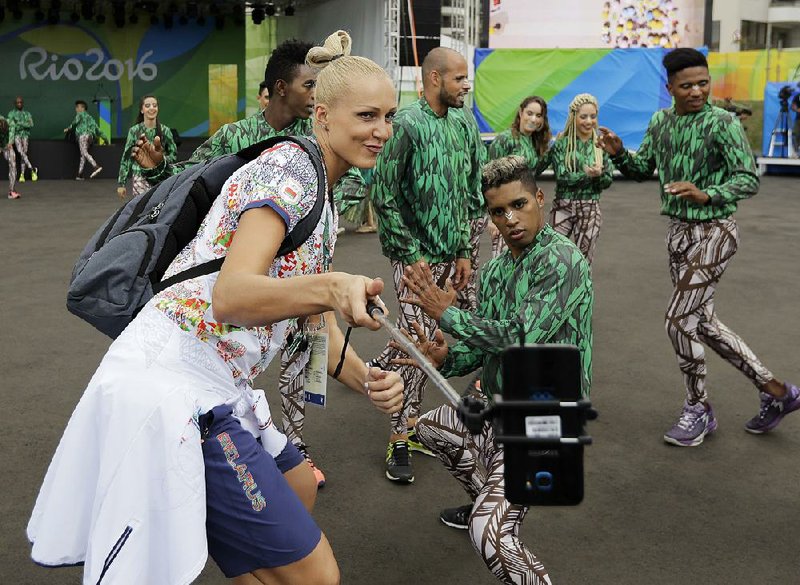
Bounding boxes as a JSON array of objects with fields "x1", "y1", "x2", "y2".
[{"x1": 67, "y1": 135, "x2": 326, "y2": 339}]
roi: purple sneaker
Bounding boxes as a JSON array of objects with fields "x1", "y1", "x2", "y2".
[
  {"x1": 664, "y1": 400, "x2": 718, "y2": 447},
  {"x1": 744, "y1": 383, "x2": 800, "y2": 434}
]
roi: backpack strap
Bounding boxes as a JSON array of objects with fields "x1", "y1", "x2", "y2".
[{"x1": 153, "y1": 135, "x2": 328, "y2": 294}]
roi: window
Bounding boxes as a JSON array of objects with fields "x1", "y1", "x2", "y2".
[
  {"x1": 740, "y1": 20, "x2": 768, "y2": 50},
  {"x1": 710, "y1": 21, "x2": 720, "y2": 51}
]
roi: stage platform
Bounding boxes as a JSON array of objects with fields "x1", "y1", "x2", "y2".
[
  {"x1": 756, "y1": 156, "x2": 800, "y2": 176},
  {"x1": 3, "y1": 137, "x2": 206, "y2": 181}
]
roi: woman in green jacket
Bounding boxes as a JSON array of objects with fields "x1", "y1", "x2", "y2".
[
  {"x1": 487, "y1": 95, "x2": 551, "y2": 257},
  {"x1": 549, "y1": 93, "x2": 613, "y2": 266},
  {"x1": 117, "y1": 95, "x2": 177, "y2": 199}
]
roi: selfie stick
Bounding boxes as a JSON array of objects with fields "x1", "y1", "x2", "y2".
[{"x1": 367, "y1": 301, "x2": 462, "y2": 407}]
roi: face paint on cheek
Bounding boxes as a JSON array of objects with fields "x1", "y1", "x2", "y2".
[{"x1": 504, "y1": 210, "x2": 514, "y2": 221}]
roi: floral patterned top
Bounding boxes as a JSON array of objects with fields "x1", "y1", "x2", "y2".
[{"x1": 151, "y1": 139, "x2": 336, "y2": 388}]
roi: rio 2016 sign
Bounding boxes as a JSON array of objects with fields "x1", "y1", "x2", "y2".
[{"x1": 20, "y1": 47, "x2": 158, "y2": 82}]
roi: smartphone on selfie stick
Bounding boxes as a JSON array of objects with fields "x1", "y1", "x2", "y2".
[{"x1": 491, "y1": 344, "x2": 596, "y2": 506}]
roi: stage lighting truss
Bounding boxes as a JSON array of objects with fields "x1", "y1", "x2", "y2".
[{"x1": 15, "y1": 0, "x2": 251, "y2": 28}]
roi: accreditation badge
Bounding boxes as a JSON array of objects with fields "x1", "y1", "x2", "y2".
[{"x1": 303, "y1": 332, "x2": 328, "y2": 408}]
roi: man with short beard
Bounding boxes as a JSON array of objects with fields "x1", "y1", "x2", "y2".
[{"x1": 371, "y1": 47, "x2": 487, "y2": 483}]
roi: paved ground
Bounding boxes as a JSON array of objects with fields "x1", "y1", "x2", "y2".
[{"x1": 2, "y1": 176, "x2": 799, "y2": 584}]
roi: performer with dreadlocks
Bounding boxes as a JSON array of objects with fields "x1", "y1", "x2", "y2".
[
  {"x1": 598, "y1": 48, "x2": 799, "y2": 447},
  {"x1": 117, "y1": 95, "x2": 177, "y2": 199},
  {"x1": 488, "y1": 95, "x2": 552, "y2": 257},
  {"x1": 549, "y1": 93, "x2": 613, "y2": 265}
]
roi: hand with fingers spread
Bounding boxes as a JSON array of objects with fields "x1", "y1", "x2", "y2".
[
  {"x1": 131, "y1": 133, "x2": 164, "y2": 169},
  {"x1": 389, "y1": 321, "x2": 449, "y2": 370},
  {"x1": 596, "y1": 126, "x2": 623, "y2": 156},
  {"x1": 400, "y1": 262, "x2": 457, "y2": 321},
  {"x1": 363, "y1": 367, "x2": 404, "y2": 414},
  {"x1": 664, "y1": 181, "x2": 710, "y2": 205}
]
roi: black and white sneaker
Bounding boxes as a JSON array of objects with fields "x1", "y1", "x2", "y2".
[
  {"x1": 385, "y1": 440, "x2": 414, "y2": 483},
  {"x1": 439, "y1": 504, "x2": 472, "y2": 530}
]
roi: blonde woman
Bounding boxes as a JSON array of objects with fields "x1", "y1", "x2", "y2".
[
  {"x1": 487, "y1": 95, "x2": 552, "y2": 257},
  {"x1": 549, "y1": 93, "x2": 613, "y2": 265},
  {"x1": 28, "y1": 31, "x2": 401, "y2": 585}
]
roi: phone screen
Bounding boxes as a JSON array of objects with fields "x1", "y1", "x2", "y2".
[{"x1": 499, "y1": 344, "x2": 586, "y2": 506}]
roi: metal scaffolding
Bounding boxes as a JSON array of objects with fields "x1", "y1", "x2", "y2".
[{"x1": 383, "y1": 0, "x2": 401, "y2": 84}]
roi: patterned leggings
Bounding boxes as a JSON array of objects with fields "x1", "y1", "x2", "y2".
[
  {"x1": 131, "y1": 174, "x2": 151, "y2": 198},
  {"x1": 279, "y1": 324, "x2": 309, "y2": 447},
  {"x1": 377, "y1": 260, "x2": 455, "y2": 434},
  {"x1": 77, "y1": 134, "x2": 98, "y2": 176},
  {"x1": 462, "y1": 216, "x2": 489, "y2": 312},
  {"x1": 13, "y1": 137, "x2": 33, "y2": 173},
  {"x1": 665, "y1": 218, "x2": 773, "y2": 404},
  {"x1": 3, "y1": 146, "x2": 17, "y2": 192},
  {"x1": 549, "y1": 199, "x2": 602, "y2": 265},
  {"x1": 417, "y1": 403, "x2": 552, "y2": 585}
]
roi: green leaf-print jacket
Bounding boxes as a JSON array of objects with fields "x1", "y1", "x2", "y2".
[
  {"x1": 611, "y1": 104, "x2": 758, "y2": 220},
  {"x1": 488, "y1": 128, "x2": 550, "y2": 176},
  {"x1": 372, "y1": 98, "x2": 484, "y2": 265},
  {"x1": 549, "y1": 135, "x2": 614, "y2": 201},
  {"x1": 7, "y1": 109, "x2": 33, "y2": 140},
  {"x1": 68, "y1": 110, "x2": 101, "y2": 138},
  {"x1": 440, "y1": 224, "x2": 593, "y2": 401},
  {"x1": 118, "y1": 123, "x2": 178, "y2": 186}
]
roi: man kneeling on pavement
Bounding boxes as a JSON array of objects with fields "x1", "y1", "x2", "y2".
[{"x1": 393, "y1": 155, "x2": 593, "y2": 585}]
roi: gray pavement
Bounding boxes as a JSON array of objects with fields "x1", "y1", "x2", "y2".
[{"x1": 1, "y1": 176, "x2": 799, "y2": 584}]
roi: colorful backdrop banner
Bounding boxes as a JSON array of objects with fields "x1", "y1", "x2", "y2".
[
  {"x1": 488, "y1": 0, "x2": 705, "y2": 50},
  {"x1": 709, "y1": 49, "x2": 800, "y2": 101},
  {"x1": 0, "y1": 17, "x2": 244, "y2": 139},
  {"x1": 473, "y1": 47, "x2": 683, "y2": 150}
]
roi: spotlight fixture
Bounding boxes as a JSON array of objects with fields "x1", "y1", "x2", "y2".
[
  {"x1": 284, "y1": 3, "x2": 294, "y2": 16},
  {"x1": 264, "y1": 2, "x2": 275, "y2": 17},
  {"x1": 80, "y1": 0, "x2": 92, "y2": 20},
  {"x1": 251, "y1": 5, "x2": 264, "y2": 24},
  {"x1": 113, "y1": 2, "x2": 125, "y2": 27}
]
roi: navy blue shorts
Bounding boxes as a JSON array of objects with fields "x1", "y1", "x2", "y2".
[{"x1": 200, "y1": 405, "x2": 321, "y2": 578}]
